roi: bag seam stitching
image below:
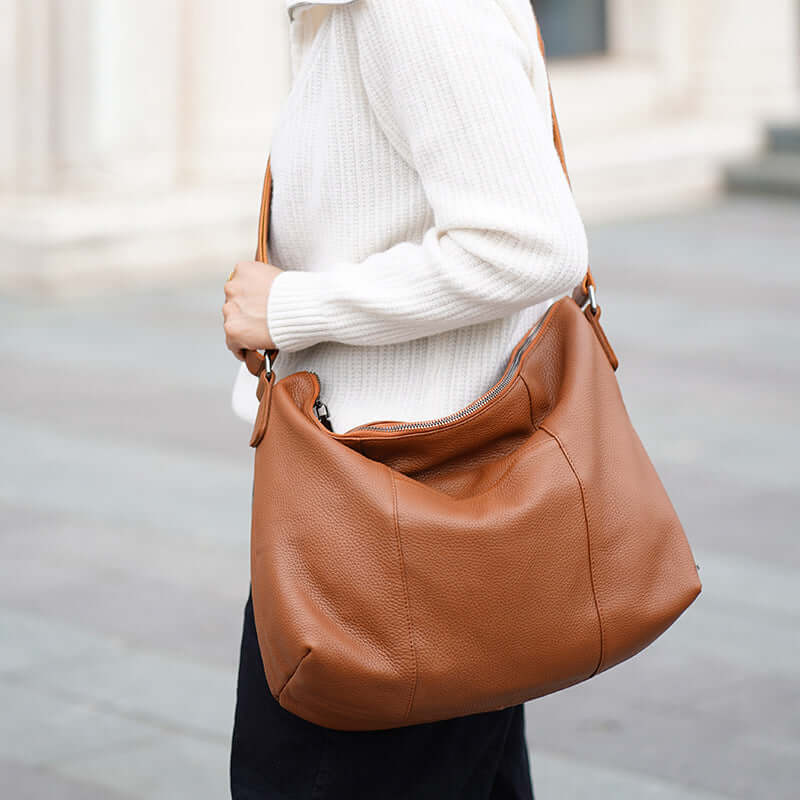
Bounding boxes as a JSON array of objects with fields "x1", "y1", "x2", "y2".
[
  {"x1": 519, "y1": 372, "x2": 537, "y2": 428},
  {"x1": 388, "y1": 466, "x2": 419, "y2": 723},
  {"x1": 277, "y1": 647, "x2": 312, "y2": 703},
  {"x1": 539, "y1": 423, "x2": 605, "y2": 676}
]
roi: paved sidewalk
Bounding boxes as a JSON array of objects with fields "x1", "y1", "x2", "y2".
[{"x1": 1, "y1": 196, "x2": 798, "y2": 799}]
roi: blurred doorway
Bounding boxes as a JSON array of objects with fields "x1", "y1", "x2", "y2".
[{"x1": 532, "y1": 0, "x2": 607, "y2": 58}]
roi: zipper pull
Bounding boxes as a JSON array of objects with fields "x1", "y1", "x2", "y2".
[{"x1": 313, "y1": 399, "x2": 333, "y2": 431}]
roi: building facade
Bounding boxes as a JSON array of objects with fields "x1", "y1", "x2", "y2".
[{"x1": 2, "y1": 0, "x2": 799, "y2": 292}]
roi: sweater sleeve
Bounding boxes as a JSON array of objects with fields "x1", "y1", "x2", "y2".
[{"x1": 266, "y1": 0, "x2": 588, "y2": 353}]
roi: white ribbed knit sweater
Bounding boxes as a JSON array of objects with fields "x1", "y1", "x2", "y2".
[{"x1": 232, "y1": 0, "x2": 588, "y2": 434}]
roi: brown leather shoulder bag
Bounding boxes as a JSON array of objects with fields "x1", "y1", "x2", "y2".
[{"x1": 241, "y1": 21, "x2": 702, "y2": 731}]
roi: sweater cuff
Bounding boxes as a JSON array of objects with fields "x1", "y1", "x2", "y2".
[{"x1": 266, "y1": 269, "x2": 333, "y2": 353}]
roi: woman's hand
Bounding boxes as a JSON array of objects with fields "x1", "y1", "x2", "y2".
[{"x1": 223, "y1": 261, "x2": 283, "y2": 361}]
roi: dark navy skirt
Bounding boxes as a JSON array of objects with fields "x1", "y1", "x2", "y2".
[{"x1": 230, "y1": 590, "x2": 535, "y2": 799}]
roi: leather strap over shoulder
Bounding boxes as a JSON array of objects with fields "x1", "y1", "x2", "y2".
[
  {"x1": 245, "y1": 156, "x2": 280, "y2": 378},
  {"x1": 533, "y1": 19, "x2": 596, "y2": 305}
]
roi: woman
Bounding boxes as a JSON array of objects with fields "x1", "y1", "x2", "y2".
[{"x1": 222, "y1": 0, "x2": 588, "y2": 797}]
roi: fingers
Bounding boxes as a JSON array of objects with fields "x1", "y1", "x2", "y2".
[
  {"x1": 223, "y1": 261, "x2": 274, "y2": 359},
  {"x1": 225, "y1": 331, "x2": 246, "y2": 361},
  {"x1": 222, "y1": 300, "x2": 245, "y2": 360}
]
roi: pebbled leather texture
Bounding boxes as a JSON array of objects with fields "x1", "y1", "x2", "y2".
[{"x1": 245, "y1": 12, "x2": 701, "y2": 730}]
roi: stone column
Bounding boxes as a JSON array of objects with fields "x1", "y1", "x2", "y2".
[
  {"x1": 608, "y1": 0, "x2": 693, "y2": 106},
  {"x1": 0, "y1": 0, "x2": 291, "y2": 293},
  {"x1": 6, "y1": 0, "x2": 56, "y2": 191},
  {"x1": 610, "y1": 0, "x2": 800, "y2": 118},
  {"x1": 179, "y1": 0, "x2": 289, "y2": 185},
  {"x1": 54, "y1": 0, "x2": 182, "y2": 192},
  {"x1": 689, "y1": 0, "x2": 800, "y2": 118}
]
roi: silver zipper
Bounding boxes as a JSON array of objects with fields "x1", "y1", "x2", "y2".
[
  {"x1": 308, "y1": 372, "x2": 334, "y2": 430},
  {"x1": 313, "y1": 397, "x2": 333, "y2": 431},
  {"x1": 347, "y1": 308, "x2": 553, "y2": 433}
]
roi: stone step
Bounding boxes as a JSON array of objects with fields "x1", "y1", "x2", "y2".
[
  {"x1": 767, "y1": 124, "x2": 800, "y2": 154},
  {"x1": 565, "y1": 115, "x2": 761, "y2": 221},
  {"x1": 725, "y1": 153, "x2": 800, "y2": 198}
]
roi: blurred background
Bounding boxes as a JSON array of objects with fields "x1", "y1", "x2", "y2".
[{"x1": 2, "y1": 1, "x2": 799, "y2": 798}]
